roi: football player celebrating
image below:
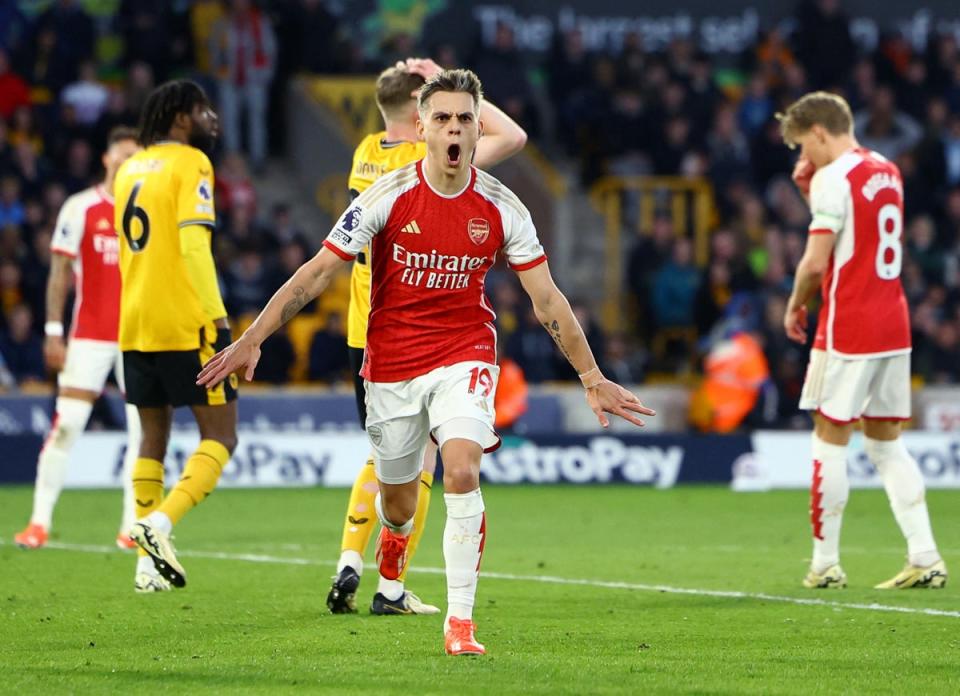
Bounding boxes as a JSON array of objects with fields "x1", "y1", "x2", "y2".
[
  {"x1": 199, "y1": 69, "x2": 654, "y2": 655},
  {"x1": 329, "y1": 57, "x2": 527, "y2": 616}
]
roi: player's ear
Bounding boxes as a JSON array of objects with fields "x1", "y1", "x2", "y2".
[
  {"x1": 416, "y1": 116, "x2": 424, "y2": 140},
  {"x1": 477, "y1": 116, "x2": 484, "y2": 137}
]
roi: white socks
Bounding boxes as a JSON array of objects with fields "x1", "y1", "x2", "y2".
[
  {"x1": 865, "y1": 437, "x2": 940, "y2": 567},
  {"x1": 810, "y1": 435, "x2": 849, "y2": 573},
  {"x1": 337, "y1": 550, "x2": 363, "y2": 575},
  {"x1": 143, "y1": 510, "x2": 172, "y2": 535},
  {"x1": 120, "y1": 403, "x2": 141, "y2": 534},
  {"x1": 374, "y1": 493, "x2": 414, "y2": 535},
  {"x1": 30, "y1": 397, "x2": 93, "y2": 529},
  {"x1": 443, "y1": 488, "x2": 485, "y2": 628}
]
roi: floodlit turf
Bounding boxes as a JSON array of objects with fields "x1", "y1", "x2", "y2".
[{"x1": 1, "y1": 485, "x2": 958, "y2": 695}]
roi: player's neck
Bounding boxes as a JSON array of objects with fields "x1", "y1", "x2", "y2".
[
  {"x1": 827, "y1": 135, "x2": 858, "y2": 163},
  {"x1": 422, "y1": 155, "x2": 471, "y2": 196},
  {"x1": 384, "y1": 122, "x2": 418, "y2": 143}
]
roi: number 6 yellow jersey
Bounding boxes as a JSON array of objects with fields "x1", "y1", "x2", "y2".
[{"x1": 114, "y1": 142, "x2": 220, "y2": 352}]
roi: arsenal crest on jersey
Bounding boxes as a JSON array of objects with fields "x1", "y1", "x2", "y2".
[{"x1": 467, "y1": 218, "x2": 490, "y2": 245}]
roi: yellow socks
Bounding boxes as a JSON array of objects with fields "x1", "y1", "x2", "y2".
[
  {"x1": 157, "y1": 440, "x2": 230, "y2": 526},
  {"x1": 399, "y1": 469, "x2": 433, "y2": 582},
  {"x1": 132, "y1": 457, "x2": 164, "y2": 557},
  {"x1": 340, "y1": 456, "x2": 379, "y2": 556}
]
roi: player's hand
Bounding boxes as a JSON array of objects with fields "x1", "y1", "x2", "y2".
[
  {"x1": 784, "y1": 303, "x2": 808, "y2": 344},
  {"x1": 404, "y1": 57, "x2": 443, "y2": 96},
  {"x1": 585, "y1": 380, "x2": 656, "y2": 428},
  {"x1": 196, "y1": 335, "x2": 261, "y2": 387},
  {"x1": 43, "y1": 336, "x2": 66, "y2": 372},
  {"x1": 792, "y1": 156, "x2": 815, "y2": 199}
]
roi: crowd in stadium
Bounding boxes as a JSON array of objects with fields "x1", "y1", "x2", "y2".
[{"x1": 0, "y1": 1, "x2": 959, "y2": 421}]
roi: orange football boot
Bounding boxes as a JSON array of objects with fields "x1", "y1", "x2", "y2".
[
  {"x1": 14, "y1": 523, "x2": 48, "y2": 549},
  {"x1": 375, "y1": 527, "x2": 409, "y2": 581},
  {"x1": 445, "y1": 617, "x2": 486, "y2": 656}
]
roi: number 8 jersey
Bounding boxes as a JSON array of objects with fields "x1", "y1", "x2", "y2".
[
  {"x1": 114, "y1": 142, "x2": 220, "y2": 352},
  {"x1": 808, "y1": 147, "x2": 911, "y2": 357}
]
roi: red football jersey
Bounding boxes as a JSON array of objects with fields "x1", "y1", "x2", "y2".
[
  {"x1": 323, "y1": 161, "x2": 547, "y2": 382},
  {"x1": 50, "y1": 186, "x2": 121, "y2": 342},
  {"x1": 808, "y1": 149, "x2": 911, "y2": 357}
]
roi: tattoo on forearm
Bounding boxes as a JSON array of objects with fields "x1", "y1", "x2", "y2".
[
  {"x1": 542, "y1": 319, "x2": 575, "y2": 364},
  {"x1": 280, "y1": 286, "x2": 306, "y2": 324}
]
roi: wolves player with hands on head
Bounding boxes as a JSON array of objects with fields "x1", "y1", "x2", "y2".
[
  {"x1": 779, "y1": 91, "x2": 946, "y2": 591},
  {"x1": 198, "y1": 69, "x2": 655, "y2": 655}
]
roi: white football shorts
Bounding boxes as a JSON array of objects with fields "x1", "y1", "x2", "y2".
[
  {"x1": 799, "y1": 349, "x2": 911, "y2": 423},
  {"x1": 364, "y1": 360, "x2": 501, "y2": 484},
  {"x1": 59, "y1": 338, "x2": 125, "y2": 393}
]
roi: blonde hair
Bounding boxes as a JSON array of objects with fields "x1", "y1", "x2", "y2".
[
  {"x1": 375, "y1": 66, "x2": 425, "y2": 118},
  {"x1": 776, "y1": 91, "x2": 853, "y2": 148}
]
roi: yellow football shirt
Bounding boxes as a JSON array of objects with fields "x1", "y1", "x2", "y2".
[
  {"x1": 346, "y1": 132, "x2": 426, "y2": 349},
  {"x1": 115, "y1": 142, "x2": 223, "y2": 352}
]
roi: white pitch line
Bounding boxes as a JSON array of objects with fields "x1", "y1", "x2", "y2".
[{"x1": 8, "y1": 540, "x2": 958, "y2": 619}]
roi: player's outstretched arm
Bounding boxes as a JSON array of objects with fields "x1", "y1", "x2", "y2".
[
  {"x1": 784, "y1": 233, "x2": 836, "y2": 344},
  {"x1": 403, "y1": 57, "x2": 527, "y2": 168},
  {"x1": 515, "y1": 261, "x2": 655, "y2": 428},
  {"x1": 43, "y1": 252, "x2": 73, "y2": 371},
  {"x1": 196, "y1": 247, "x2": 347, "y2": 387}
]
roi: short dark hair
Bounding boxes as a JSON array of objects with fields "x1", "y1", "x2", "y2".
[
  {"x1": 107, "y1": 125, "x2": 139, "y2": 147},
  {"x1": 137, "y1": 80, "x2": 210, "y2": 146},
  {"x1": 417, "y1": 68, "x2": 483, "y2": 114},
  {"x1": 375, "y1": 66, "x2": 425, "y2": 117}
]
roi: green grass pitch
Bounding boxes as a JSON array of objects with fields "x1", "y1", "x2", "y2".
[{"x1": 1, "y1": 485, "x2": 958, "y2": 695}]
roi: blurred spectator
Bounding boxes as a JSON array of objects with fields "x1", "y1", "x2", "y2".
[
  {"x1": 493, "y1": 357, "x2": 528, "y2": 431},
  {"x1": 753, "y1": 27, "x2": 795, "y2": 86},
  {"x1": 793, "y1": 0, "x2": 855, "y2": 88},
  {"x1": 256, "y1": 328, "x2": 296, "y2": 384},
  {"x1": 689, "y1": 328, "x2": 770, "y2": 433},
  {"x1": 854, "y1": 86, "x2": 922, "y2": 161},
  {"x1": 708, "y1": 103, "x2": 751, "y2": 191},
  {"x1": 210, "y1": 0, "x2": 277, "y2": 170},
  {"x1": 308, "y1": 312, "x2": 349, "y2": 383},
  {"x1": 506, "y1": 307, "x2": 559, "y2": 383},
  {"x1": 652, "y1": 237, "x2": 700, "y2": 329},
  {"x1": 927, "y1": 322, "x2": 960, "y2": 383},
  {"x1": 268, "y1": 202, "x2": 310, "y2": 250},
  {"x1": 473, "y1": 21, "x2": 537, "y2": 136},
  {"x1": 0, "y1": 303, "x2": 44, "y2": 383},
  {"x1": 737, "y1": 74, "x2": 773, "y2": 137},
  {"x1": 906, "y1": 215, "x2": 944, "y2": 284},
  {"x1": 9, "y1": 106, "x2": 43, "y2": 154},
  {"x1": 216, "y1": 152, "x2": 257, "y2": 218},
  {"x1": 30, "y1": 0, "x2": 95, "y2": 93},
  {"x1": 224, "y1": 243, "x2": 270, "y2": 316},
  {"x1": 0, "y1": 176, "x2": 25, "y2": 228},
  {"x1": 292, "y1": 0, "x2": 341, "y2": 73},
  {"x1": 117, "y1": 0, "x2": 186, "y2": 81},
  {"x1": 626, "y1": 214, "x2": 675, "y2": 336},
  {"x1": 124, "y1": 61, "x2": 155, "y2": 120},
  {"x1": 60, "y1": 60, "x2": 109, "y2": 126},
  {"x1": 0, "y1": 47, "x2": 30, "y2": 120},
  {"x1": 0, "y1": 259, "x2": 23, "y2": 317}
]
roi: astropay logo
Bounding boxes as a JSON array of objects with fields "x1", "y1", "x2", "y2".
[{"x1": 481, "y1": 436, "x2": 683, "y2": 487}]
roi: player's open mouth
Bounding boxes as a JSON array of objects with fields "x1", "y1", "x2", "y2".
[{"x1": 446, "y1": 144, "x2": 461, "y2": 166}]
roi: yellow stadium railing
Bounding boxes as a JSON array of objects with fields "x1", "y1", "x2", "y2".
[{"x1": 589, "y1": 176, "x2": 716, "y2": 333}]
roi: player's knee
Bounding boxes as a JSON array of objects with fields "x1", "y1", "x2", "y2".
[{"x1": 443, "y1": 462, "x2": 480, "y2": 494}]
